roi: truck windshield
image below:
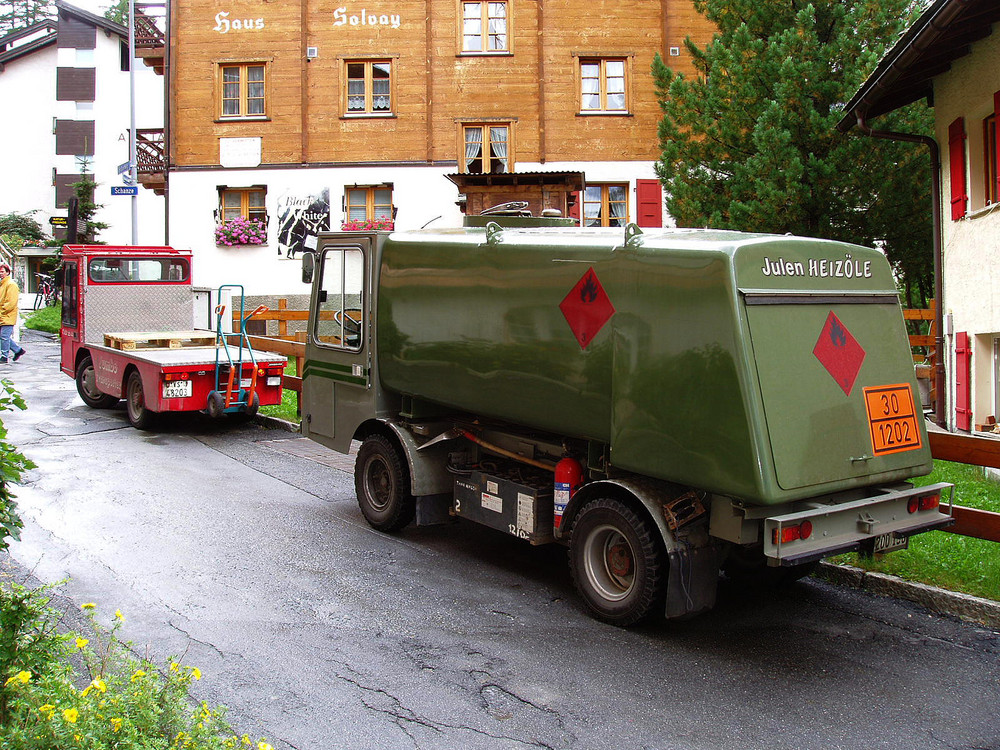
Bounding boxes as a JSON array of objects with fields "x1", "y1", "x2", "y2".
[{"x1": 88, "y1": 257, "x2": 189, "y2": 283}]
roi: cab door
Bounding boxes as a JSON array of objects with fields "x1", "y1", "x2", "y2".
[
  {"x1": 301, "y1": 236, "x2": 376, "y2": 453},
  {"x1": 59, "y1": 259, "x2": 80, "y2": 376}
]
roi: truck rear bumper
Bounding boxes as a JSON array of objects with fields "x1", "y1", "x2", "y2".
[{"x1": 762, "y1": 482, "x2": 954, "y2": 566}]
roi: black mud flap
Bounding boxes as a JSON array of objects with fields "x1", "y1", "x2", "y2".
[{"x1": 665, "y1": 545, "x2": 720, "y2": 620}]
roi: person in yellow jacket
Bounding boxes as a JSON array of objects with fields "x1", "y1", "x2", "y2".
[{"x1": 0, "y1": 263, "x2": 25, "y2": 364}]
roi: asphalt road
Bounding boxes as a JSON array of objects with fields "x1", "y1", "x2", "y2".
[{"x1": 3, "y1": 330, "x2": 999, "y2": 750}]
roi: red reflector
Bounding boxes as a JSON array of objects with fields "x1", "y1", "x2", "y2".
[
  {"x1": 165, "y1": 373, "x2": 174, "y2": 382},
  {"x1": 907, "y1": 497, "x2": 919, "y2": 514},
  {"x1": 918, "y1": 494, "x2": 940, "y2": 511},
  {"x1": 773, "y1": 522, "x2": 811, "y2": 545}
]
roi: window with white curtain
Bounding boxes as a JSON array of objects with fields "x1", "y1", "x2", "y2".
[
  {"x1": 583, "y1": 184, "x2": 629, "y2": 227},
  {"x1": 345, "y1": 60, "x2": 392, "y2": 115},
  {"x1": 462, "y1": 124, "x2": 510, "y2": 173},
  {"x1": 580, "y1": 58, "x2": 628, "y2": 113}
]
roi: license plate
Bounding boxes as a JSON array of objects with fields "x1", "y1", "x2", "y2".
[
  {"x1": 873, "y1": 532, "x2": 908, "y2": 554},
  {"x1": 863, "y1": 384, "x2": 923, "y2": 456},
  {"x1": 162, "y1": 380, "x2": 192, "y2": 399}
]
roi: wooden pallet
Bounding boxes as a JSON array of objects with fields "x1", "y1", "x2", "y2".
[{"x1": 104, "y1": 330, "x2": 217, "y2": 351}]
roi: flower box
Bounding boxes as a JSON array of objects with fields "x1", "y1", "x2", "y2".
[{"x1": 215, "y1": 217, "x2": 267, "y2": 246}]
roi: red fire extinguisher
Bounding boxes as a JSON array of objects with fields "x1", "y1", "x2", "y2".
[{"x1": 554, "y1": 457, "x2": 584, "y2": 529}]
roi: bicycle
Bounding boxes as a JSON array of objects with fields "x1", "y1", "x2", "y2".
[{"x1": 34, "y1": 273, "x2": 57, "y2": 310}]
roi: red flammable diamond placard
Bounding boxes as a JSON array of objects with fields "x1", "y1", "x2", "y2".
[
  {"x1": 560, "y1": 267, "x2": 616, "y2": 350},
  {"x1": 813, "y1": 311, "x2": 866, "y2": 395}
]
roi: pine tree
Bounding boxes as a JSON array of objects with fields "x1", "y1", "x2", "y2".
[
  {"x1": 103, "y1": 0, "x2": 128, "y2": 25},
  {"x1": 653, "y1": 0, "x2": 935, "y2": 306},
  {"x1": 0, "y1": 0, "x2": 56, "y2": 35}
]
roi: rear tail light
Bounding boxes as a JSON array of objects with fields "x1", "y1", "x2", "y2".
[
  {"x1": 907, "y1": 493, "x2": 940, "y2": 514},
  {"x1": 773, "y1": 520, "x2": 813, "y2": 545}
]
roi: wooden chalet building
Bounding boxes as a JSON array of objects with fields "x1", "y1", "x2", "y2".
[{"x1": 142, "y1": 0, "x2": 715, "y2": 296}]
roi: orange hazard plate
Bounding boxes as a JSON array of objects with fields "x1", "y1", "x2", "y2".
[{"x1": 863, "y1": 384, "x2": 923, "y2": 456}]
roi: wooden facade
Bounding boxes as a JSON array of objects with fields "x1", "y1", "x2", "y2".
[{"x1": 168, "y1": 0, "x2": 715, "y2": 172}]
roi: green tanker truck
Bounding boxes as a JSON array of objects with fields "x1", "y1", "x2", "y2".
[{"x1": 299, "y1": 214, "x2": 953, "y2": 625}]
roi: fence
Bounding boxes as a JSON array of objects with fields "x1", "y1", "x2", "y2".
[{"x1": 246, "y1": 300, "x2": 1000, "y2": 543}]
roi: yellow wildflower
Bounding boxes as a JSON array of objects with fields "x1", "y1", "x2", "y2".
[
  {"x1": 258, "y1": 742, "x2": 274, "y2": 750},
  {"x1": 189, "y1": 666, "x2": 202, "y2": 680},
  {"x1": 75, "y1": 637, "x2": 89, "y2": 649},
  {"x1": 81, "y1": 602, "x2": 96, "y2": 610},
  {"x1": 111, "y1": 717, "x2": 123, "y2": 733},
  {"x1": 39, "y1": 704, "x2": 56, "y2": 719},
  {"x1": 83, "y1": 678, "x2": 107, "y2": 697},
  {"x1": 115, "y1": 609, "x2": 125, "y2": 621},
  {"x1": 63, "y1": 708, "x2": 79, "y2": 723},
  {"x1": 131, "y1": 669, "x2": 147, "y2": 682},
  {"x1": 169, "y1": 662, "x2": 180, "y2": 672},
  {"x1": 4, "y1": 670, "x2": 30, "y2": 686}
]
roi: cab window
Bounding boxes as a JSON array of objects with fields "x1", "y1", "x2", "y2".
[{"x1": 88, "y1": 257, "x2": 190, "y2": 283}]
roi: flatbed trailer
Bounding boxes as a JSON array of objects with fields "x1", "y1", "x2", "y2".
[{"x1": 59, "y1": 245, "x2": 287, "y2": 429}]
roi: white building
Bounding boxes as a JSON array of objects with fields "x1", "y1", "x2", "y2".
[
  {"x1": 0, "y1": 1, "x2": 165, "y2": 294},
  {"x1": 840, "y1": 0, "x2": 1000, "y2": 434}
]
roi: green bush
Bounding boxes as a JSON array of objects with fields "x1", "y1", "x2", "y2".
[
  {"x1": 0, "y1": 381, "x2": 34, "y2": 555},
  {"x1": 0, "y1": 580, "x2": 275, "y2": 750}
]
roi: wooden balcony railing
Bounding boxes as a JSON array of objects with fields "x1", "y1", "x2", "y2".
[
  {"x1": 135, "y1": 128, "x2": 166, "y2": 194},
  {"x1": 133, "y1": 3, "x2": 166, "y2": 75}
]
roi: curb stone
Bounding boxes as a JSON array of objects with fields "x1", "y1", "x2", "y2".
[{"x1": 816, "y1": 561, "x2": 1000, "y2": 630}]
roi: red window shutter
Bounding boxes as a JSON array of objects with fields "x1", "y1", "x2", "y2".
[
  {"x1": 567, "y1": 190, "x2": 581, "y2": 224},
  {"x1": 948, "y1": 117, "x2": 968, "y2": 220},
  {"x1": 994, "y1": 91, "x2": 1000, "y2": 202},
  {"x1": 636, "y1": 179, "x2": 663, "y2": 227},
  {"x1": 955, "y1": 331, "x2": 972, "y2": 431}
]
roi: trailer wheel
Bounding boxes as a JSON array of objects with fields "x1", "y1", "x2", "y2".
[
  {"x1": 125, "y1": 371, "x2": 158, "y2": 430},
  {"x1": 354, "y1": 434, "x2": 415, "y2": 532},
  {"x1": 75, "y1": 356, "x2": 118, "y2": 409},
  {"x1": 570, "y1": 498, "x2": 665, "y2": 626}
]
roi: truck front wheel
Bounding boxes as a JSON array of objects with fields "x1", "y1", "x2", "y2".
[
  {"x1": 76, "y1": 356, "x2": 119, "y2": 409},
  {"x1": 354, "y1": 434, "x2": 415, "y2": 532},
  {"x1": 570, "y1": 498, "x2": 666, "y2": 626},
  {"x1": 125, "y1": 371, "x2": 158, "y2": 430}
]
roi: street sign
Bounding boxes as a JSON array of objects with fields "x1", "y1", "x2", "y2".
[
  {"x1": 49, "y1": 216, "x2": 68, "y2": 227},
  {"x1": 121, "y1": 174, "x2": 135, "y2": 186},
  {"x1": 111, "y1": 186, "x2": 138, "y2": 196},
  {"x1": 117, "y1": 160, "x2": 133, "y2": 175}
]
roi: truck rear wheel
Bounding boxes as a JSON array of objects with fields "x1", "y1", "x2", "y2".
[
  {"x1": 570, "y1": 498, "x2": 665, "y2": 626},
  {"x1": 354, "y1": 434, "x2": 415, "y2": 532},
  {"x1": 125, "y1": 371, "x2": 158, "y2": 430},
  {"x1": 76, "y1": 356, "x2": 118, "y2": 409}
]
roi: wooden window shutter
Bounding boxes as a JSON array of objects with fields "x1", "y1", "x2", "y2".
[
  {"x1": 994, "y1": 92, "x2": 1000, "y2": 203},
  {"x1": 636, "y1": 179, "x2": 663, "y2": 227},
  {"x1": 567, "y1": 190, "x2": 581, "y2": 224},
  {"x1": 955, "y1": 331, "x2": 972, "y2": 431},
  {"x1": 948, "y1": 117, "x2": 968, "y2": 220}
]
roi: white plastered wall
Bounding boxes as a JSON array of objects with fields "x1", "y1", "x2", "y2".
[
  {"x1": 933, "y1": 28, "x2": 1000, "y2": 429},
  {"x1": 167, "y1": 165, "x2": 466, "y2": 296}
]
